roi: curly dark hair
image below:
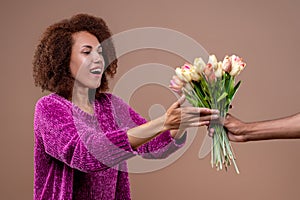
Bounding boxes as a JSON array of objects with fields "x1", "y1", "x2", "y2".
[{"x1": 33, "y1": 13, "x2": 118, "y2": 100}]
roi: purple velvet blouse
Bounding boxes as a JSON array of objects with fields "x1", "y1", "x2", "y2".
[{"x1": 33, "y1": 93, "x2": 185, "y2": 200}]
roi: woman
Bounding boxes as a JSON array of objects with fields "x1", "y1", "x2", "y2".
[{"x1": 33, "y1": 13, "x2": 219, "y2": 200}]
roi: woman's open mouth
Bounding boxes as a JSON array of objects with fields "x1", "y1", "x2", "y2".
[{"x1": 90, "y1": 67, "x2": 102, "y2": 75}]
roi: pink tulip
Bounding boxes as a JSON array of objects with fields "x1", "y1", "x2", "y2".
[
  {"x1": 222, "y1": 55, "x2": 232, "y2": 73},
  {"x1": 204, "y1": 63, "x2": 213, "y2": 76},
  {"x1": 230, "y1": 55, "x2": 246, "y2": 76}
]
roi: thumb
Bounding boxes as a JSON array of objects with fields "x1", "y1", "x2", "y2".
[
  {"x1": 170, "y1": 95, "x2": 185, "y2": 109},
  {"x1": 224, "y1": 113, "x2": 232, "y2": 125},
  {"x1": 177, "y1": 94, "x2": 186, "y2": 105}
]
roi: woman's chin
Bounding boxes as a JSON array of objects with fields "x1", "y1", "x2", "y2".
[
  {"x1": 84, "y1": 80, "x2": 101, "y2": 89},
  {"x1": 88, "y1": 84, "x2": 100, "y2": 90}
]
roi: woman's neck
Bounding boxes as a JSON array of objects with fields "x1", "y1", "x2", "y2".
[{"x1": 72, "y1": 84, "x2": 94, "y2": 114}]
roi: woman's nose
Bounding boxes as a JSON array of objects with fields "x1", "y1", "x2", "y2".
[{"x1": 92, "y1": 51, "x2": 103, "y2": 64}]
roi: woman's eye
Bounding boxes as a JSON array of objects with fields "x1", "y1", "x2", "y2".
[{"x1": 83, "y1": 51, "x2": 90, "y2": 55}]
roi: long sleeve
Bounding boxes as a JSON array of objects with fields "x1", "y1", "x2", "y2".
[
  {"x1": 34, "y1": 95, "x2": 136, "y2": 173},
  {"x1": 109, "y1": 94, "x2": 186, "y2": 159}
]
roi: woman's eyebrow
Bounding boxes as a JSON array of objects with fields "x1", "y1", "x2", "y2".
[
  {"x1": 81, "y1": 45, "x2": 92, "y2": 49},
  {"x1": 81, "y1": 45, "x2": 102, "y2": 50}
]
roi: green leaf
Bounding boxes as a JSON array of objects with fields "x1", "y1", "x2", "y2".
[
  {"x1": 225, "y1": 74, "x2": 233, "y2": 94},
  {"x1": 194, "y1": 83, "x2": 205, "y2": 100},
  {"x1": 228, "y1": 81, "x2": 242, "y2": 101},
  {"x1": 234, "y1": 80, "x2": 241, "y2": 91}
]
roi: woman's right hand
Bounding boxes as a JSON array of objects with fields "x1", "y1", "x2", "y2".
[{"x1": 163, "y1": 95, "x2": 219, "y2": 131}]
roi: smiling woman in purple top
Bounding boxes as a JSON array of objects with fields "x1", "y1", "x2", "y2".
[{"x1": 32, "y1": 13, "x2": 219, "y2": 200}]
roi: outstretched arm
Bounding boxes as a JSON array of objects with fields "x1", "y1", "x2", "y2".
[
  {"x1": 127, "y1": 95, "x2": 218, "y2": 149},
  {"x1": 223, "y1": 113, "x2": 300, "y2": 142}
]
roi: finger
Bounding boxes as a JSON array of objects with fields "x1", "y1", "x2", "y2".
[
  {"x1": 207, "y1": 128, "x2": 214, "y2": 137},
  {"x1": 226, "y1": 113, "x2": 233, "y2": 118},
  {"x1": 169, "y1": 95, "x2": 186, "y2": 109},
  {"x1": 177, "y1": 95, "x2": 185, "y2": 105},
  {"x1": 182, "y1": 107, "x2": 206, "y2": 114},
  {"x1": 188, "y1": 121, "x2": 210, "y2": 127},
  {"x1": 183, "y1": 107, "x2": 219, "y2": 115},
  {"x1": 201, "y1": 108, "x2": 220, "y2": 115},
  {"x1": 200, "y1": 114, "x2": 219, "y2": 121},
  {"x1": 227, "y1": 132, "x2": 243, "y2": 142},
  {"x1": 183, "y1": 114, "x2": 219, "y2": 121},
  {"x1": 182, "y1": 115, "x2": 220, "y2": 125},
  {"x1": 223, "y1": 113, "x2": 232, "y2": 125}
]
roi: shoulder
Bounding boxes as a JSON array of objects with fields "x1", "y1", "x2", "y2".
[
  {"x1": 95, "y1": 93, "x2": 132, "y2": 113},
  {"x1": 96, "y1": 92, "x2": 127, "y2": 105},
  {"x1": 35, "y1": 93, "x2": 72, "y2": 116}
]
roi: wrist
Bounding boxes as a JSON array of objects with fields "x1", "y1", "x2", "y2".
[
  {"x1": 160, "y1": 114, "x2": 169, "y2": 132},
  {"x1": 243, "y1": 122, "x2": 262, "y2": 141},
  {"x1": 242, "y1": 122, "x2": 252, "y2": 142}
]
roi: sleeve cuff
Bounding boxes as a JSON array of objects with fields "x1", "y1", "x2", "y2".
[{"x1": 174, "y1": 131, "x2": 187, "y2": 146}]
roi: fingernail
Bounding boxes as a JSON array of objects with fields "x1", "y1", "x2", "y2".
[{"x1": 212, "y1": 114, "x2": 219, "y2": 119}]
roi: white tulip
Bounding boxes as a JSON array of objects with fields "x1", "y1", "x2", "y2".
[
  {"x1": 208, "y1": 54, "x2": 218, "y2": 70},
  {"x1": 182, "y1": 70, "x2": 192, "y2": 82},
  {"x1": 229, "y1": 62, "x2": 240, "y2": 76},
  {"x1": 175, "y1": 67, "x2": 185, "y2": 81},
  {"x1": 190, "y1": 68, "x2": 201, "y2": 81},
  {"x1": 215, "y1": 62, "x2": 224, "y2": 78},
  {"x1": 193, "y1": 57, "x2": 206, "y2": 73}
]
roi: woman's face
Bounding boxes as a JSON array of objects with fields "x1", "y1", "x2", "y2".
[{"x1": 70, "y1": 31, "x2": 105, "y2": 89}]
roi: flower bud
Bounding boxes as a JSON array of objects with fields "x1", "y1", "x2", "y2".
[
  {"x1": 222, "y1": 55, "x2": 232, "y2": 73},
  {"x1": 190, "y1": 68, "x2": 201, "y2": 81},
  {"x1": 208, "y1": 55, "x2": 218, "y2": 70},
  {"x1": 175, "y1": 67, "x2": 185, "y2": 81},
  {"x1": 183, "y1": 63, "x2": 192, "y2": 70},
  {"x1": 204, "y1": 63, "x2": 213, "y2": 77},
  {"x1": 215, "y1": 61, "x2": 224, "y2": 78},
  {"x1": 182, "y1": 70, "x2": 192, "y2": 82},
  {"x1": 193, "y1": 57, "x2": 206, "y2": 73},
  {"x1": 179, "y1": 63, "x2": 197, "y2": 82},
  {"x1": 230, "y1": 55, "x2": 246, "y2": 76}
]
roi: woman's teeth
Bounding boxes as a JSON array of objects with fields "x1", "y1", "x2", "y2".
[{"x1": 90, "y1": 68, "x2": 102, "y2": 74}]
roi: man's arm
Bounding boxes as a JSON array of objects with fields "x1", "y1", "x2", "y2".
[{"x1": 223, "y1": 113, "x2": 300, "y2": 142}]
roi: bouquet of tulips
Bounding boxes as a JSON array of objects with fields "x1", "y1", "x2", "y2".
[{"x1": 174, "y1": 54, "x2": 246, "y2": 173}]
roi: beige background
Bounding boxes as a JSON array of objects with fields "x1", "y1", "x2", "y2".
[{"x1": 1, "y1": 0, "x2": 300, "y2": 199}]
